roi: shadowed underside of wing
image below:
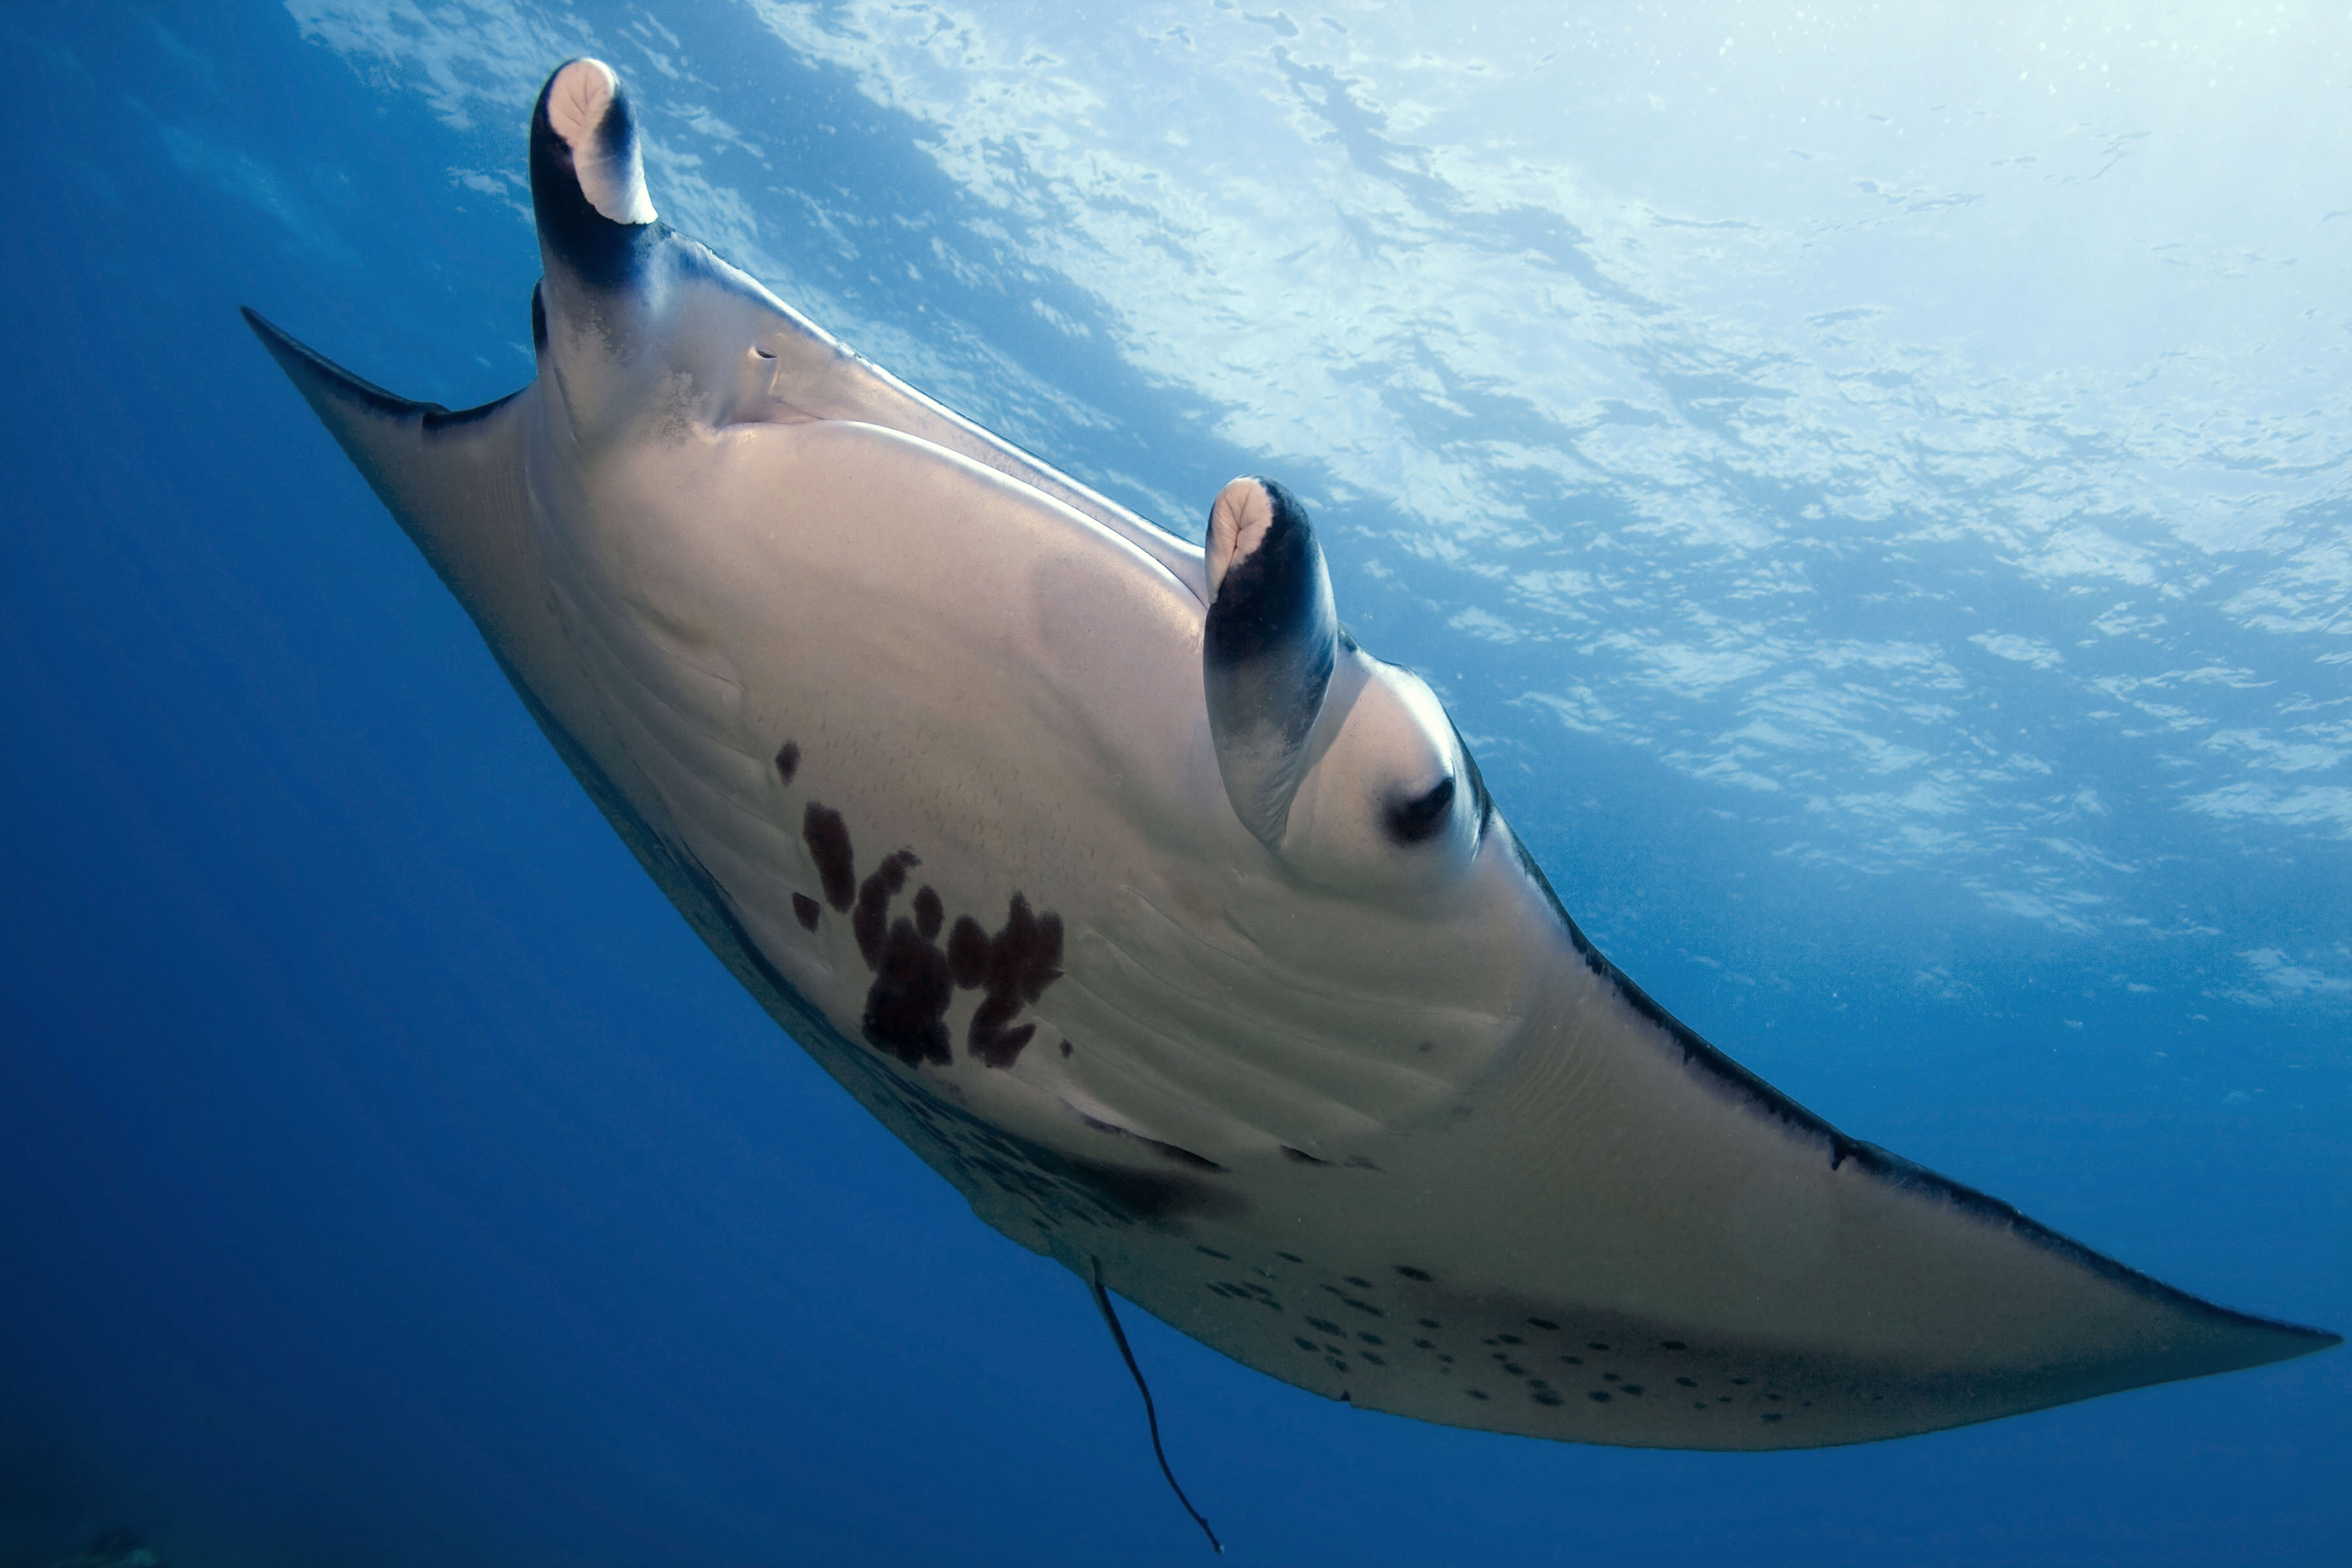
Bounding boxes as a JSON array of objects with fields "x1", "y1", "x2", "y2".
[{"x1": 1055, "y1": 858, "x2": 2338, "y2": 1449}]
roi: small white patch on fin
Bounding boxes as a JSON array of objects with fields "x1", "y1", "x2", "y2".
[
  {"x1": 1205, "y1": 476, "x2": 1274, "y2": 600},
  {"x1": 548, "y1": 59, "x2": 657, "y2": 226}
]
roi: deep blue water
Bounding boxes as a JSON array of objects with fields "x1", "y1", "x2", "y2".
[{"x1": 2, "y1": 3, "x2": 2347, "y2": 1564}]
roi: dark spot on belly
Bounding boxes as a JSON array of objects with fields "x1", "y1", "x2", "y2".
[
  {"x1": 1357, "y1": 1333, "x2": 1383, "y2": 1346},
  {"x1": 863, "y1": 915, "x2": 952, "y2": 1066},
  {"x1": 1294, "y1": 1337, "x2": 1316, "y2": 1352},
  {"x1": 792, "y1": 893, "x2": 820, "y2": 932},
  {"x1": 1059, "y1": 1039, "x2": 1071, "y2": 1057},
  {"x1": 1659, "y1": 1340, "x2": 1687, "y2": 1350},
  {"x1": 1533, "y1": 1392, "x2": 1563, "y2": 1407},
  {"x1": 1494, "y1": 1333, "x2": 1522, "y2": 1345},
  {"x1": 1588, "y1": 1391, "x2": 1611, "y2": 1403},
  {"x1": 1465, "y1": 1389, "x2": 1489, "y2": 1401},
  {"x1": 802, "y1": 804, "x2": 856, "y2": 912},
  {"x1": 1762, "y1": 1413, "x2": 1784, "y2": 1423},
  {"x1": 1277, "y1": 1251, "x2": 1303, "y2": 1264},
  {"x1": 853, "y1": 850, "x2": 919, "y2": 967},
  {"x1": 913, "y1": 886, "x2": 943, "y2": 940},
  {"x1": 947, "y1": 916, "x2": 989, "y2": 986},
  {"x1": 1281, "y1": 1145, "x2": 1331, "y2": 1165},
  {"x1": 1674, "y1": 1377, "x2": 1697, "y2": 1388},
  {"x1": 1394, "y1": 1265, "x2": 1434, "y2": 1282},
  {"x1": 963, "y1": 892, "x2": 1064, "y2": 1068},
  {"x1": 1526, "y1": 1318, "x2": 1559, "y2": 1331},
  {"x1": 1305, "y1": 1316, "x2": 1342, "y2": 1335},
  {"x1": 1197, "y1": 1246, "x2": 1231, "y2": 1259},
  {"x1": 774, "y1": 740, "x2": 799, "y2": 783}
]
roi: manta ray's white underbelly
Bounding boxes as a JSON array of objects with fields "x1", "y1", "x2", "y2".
[{"x1": 517, "y1": 415, "x2": 1524, "y2": 1175}]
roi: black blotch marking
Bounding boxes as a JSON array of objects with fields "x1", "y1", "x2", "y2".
[
  {"x1": 1533, "y1": 1392, "x2": 1563, "y2": 1407},
  {"x1": 1341, "y1": 1298, "x2": 1384, "y2": 1317},
  {"x1": 1416, "y1": 1318, "x2": 1442, "y2": 1330},
  {"x1": 913, "y1": 886, "x2": 943, "y2": 940},
  {"x1": 960, "y1": 892, "x2": 1064, "y2": 1068},
  {"x1": 791, "y1": 893, "x2": 821, "y2": 932},
  {"x1": 1763, "y1": 1413, "x2": 1784, "y2": 1423},
  {"x1": 1674, "y1": 1377, "x2": 1697, "y2": 1388},
  {"x1": 1325, "y1": 1358, "x2": 1348, "y2": 1373},
  {"x1": 1659, "y1": 1340, "x2": 1687, "y2": 1350},
  {"x1": 1588, "y1": 1391, "x2": 1611, "y2": 1403},
  {"x1": 1526, "y1": 1318, "x2": 1559, "y2": 1331},
  {"x1": 1602, "y1": 1373, "x2": 1620, "y2": 1382},
  {"x1": 1694, "y1": 1403, "x2": 1708, "y2": 1411},
  {"x1": 1729, "y1": 1378, "x2": 1752, "y2": 1386},
  {"x1": 1294, "y1": 1337, "x2": 1316, "y2": 1351},
  {"x1": 1281, "y1": 1145, "x2": 1331, "y2": 1165},
  {"x1": 1357, "y1": 1333, "x2": 1384, "y2": 1346},
  {"x1": 1059, "y1": 1039, "x2": 1072, "y2": 1057},
  {"x1": 853, "y1": 849, "x2": 919, "y2": 967},
  {"x1": 1383, "y1": 774, "x2": 1456, "y2": 845},
  {"x1": 1465, "y1": 1390, "x2": 1489, "y2": 1401},
  {"x1": 1196, "y1": 1246, "x2": 1232, "y2": 1260},
  {"x1": 1560, "y1": 1355, "x2": 1583, "y2": 1365},
  {"x1": 1718, "y1": 1397, "x2": 1732, "y2": 1404},
  {"x1": 1437, "y1": 1354, "x2": 1454, "y2": 1364},
  {"x1": 1502, "y1": 1362, "x2": 1525, "y2": 1376},
  {"x1": 1588, "y1": 1342, "x2": 1610, "y2": 1352},
  {"x1": 947, "y1": 916, "x2": 990, "y2": 986},
  {"x1": 1765, "y1": 1393, "x2": 1784, "y2": 1402},
  {"x1": 863, "y1": 915, "x2": 952, "y2": 1066},
  {"x1": 1305, "y1": 1316, "x2": 1343, "y2": 1335},
  {"x1": 1413, "y1": 1339, "x2": 1434, "y2": 1350},
  {"x1": 802, "y1": 804, "x2": 857, "y2": 911},
  {"x1": 1344, "y1": 1275, "x2": 1373, "y2": 1289},
  {"x1": 1495, "y1": 1333, "x2": 1523, "y2": 1345},
  {"x1": 1277, "y1": 1252, "x2": 1305, "y2": 1264},
  {"x1": 1360, "y1": 1352, "x2": 1384, "y2": 1366},
  {"x1": 774, "y1": 740, "x2": 800, "y2": 783},
  {"x1": 1622, "y1": 1385, "x2": 1644, "y2": 1396},
  {"x1": 1395, "y1": 1265, "x2": 1434, "y2": 1282}
]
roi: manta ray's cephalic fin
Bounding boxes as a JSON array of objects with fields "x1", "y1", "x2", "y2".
[{"x1": 1202, "y1": 477, "x2": 1338, "y2": 847}]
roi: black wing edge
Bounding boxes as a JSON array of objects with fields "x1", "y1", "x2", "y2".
[
  {"x1": 1497, "y1": 814, "x2": 2340, "y2": 1362},
  {"x1": 240, "y1": 307, "x2": 518, "y2": 431}
]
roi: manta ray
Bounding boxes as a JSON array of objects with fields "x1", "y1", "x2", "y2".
[{"x1": 247, "y1": 58, "x2": 2334, "y2": 1478}]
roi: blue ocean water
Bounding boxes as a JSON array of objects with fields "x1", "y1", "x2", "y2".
[{"x1": 2, "y1": 2, "x2": 2347, "y2": 1563}]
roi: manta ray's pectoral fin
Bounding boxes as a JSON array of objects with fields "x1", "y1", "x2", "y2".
[
  {"x1": 241, "y1": 308, "x2": 529, "y2": 623},
  {"x1": 1202, "y1": 477, "x2": 1337, "y2": 847}
]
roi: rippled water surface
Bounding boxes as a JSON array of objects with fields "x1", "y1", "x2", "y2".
[{"x1": 3, "y1": 3, "x2": 2347, "y2": 1564}]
